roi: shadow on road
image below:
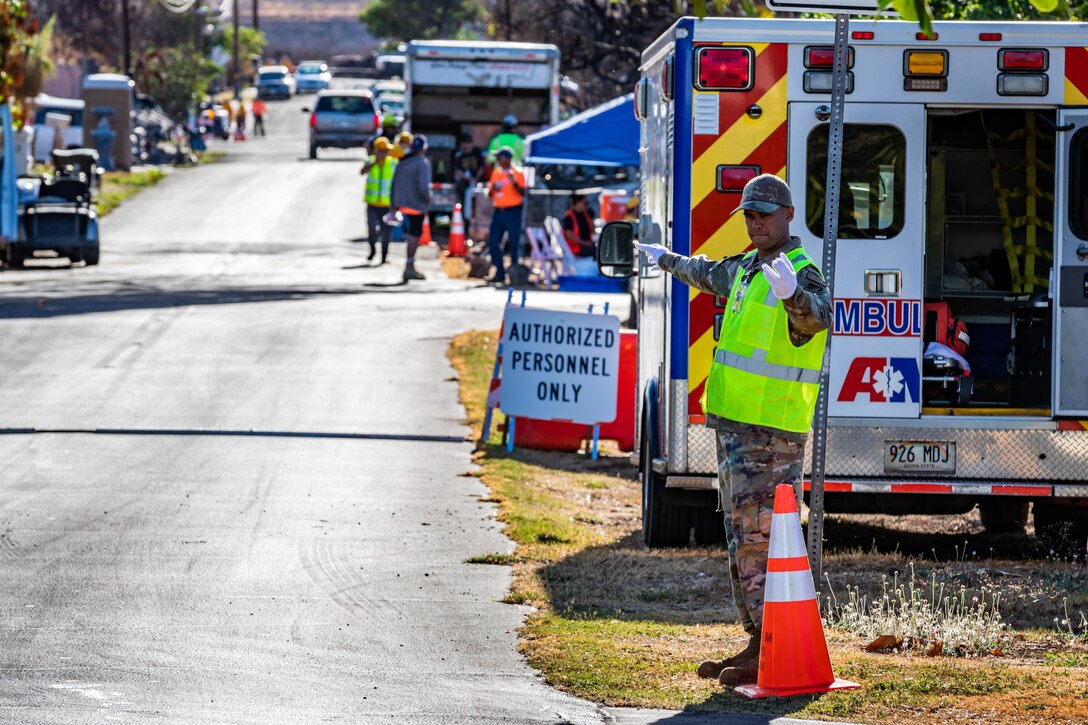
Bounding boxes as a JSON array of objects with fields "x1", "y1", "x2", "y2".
[{"x1": 0, "y1": 282, "x2": 458, "y2": 318}]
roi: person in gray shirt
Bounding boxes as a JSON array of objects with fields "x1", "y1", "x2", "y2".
[{"x1": 389, "y1": 135, "x2": 432, "y2": 282}]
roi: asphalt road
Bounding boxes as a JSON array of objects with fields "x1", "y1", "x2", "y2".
[
  {"x1": 0, "y1": 88, "x2": 852, "y2": 725},
  {"x1": 0, "y1": 88, "x2": 627, "y2": 724}
]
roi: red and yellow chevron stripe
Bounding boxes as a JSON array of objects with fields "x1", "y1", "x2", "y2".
[
  {"x1": 1057, "y1": 420, "x2": 1088, "y2": 431},
  {"x1": 1065, "y1": 47, "x2": 1088, "y2": 105},
  {"x1": 688, "y1": 42, "x2": 789, "y2": 411}
]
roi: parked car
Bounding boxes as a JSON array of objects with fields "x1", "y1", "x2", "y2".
[
  {"x1": 294, "y1": 61, "x2": 332, "y2": 93},
  {"x1": 32, "y1": 94, "x2": 84, "y2": 162},
  {"x1": 304, "y1": 90, "x2": 378, "y2": 159},
  {"x1": 369, "y1": 79, "x2": 406, "y2": 97},
  {"x1": 376, "y1": 93, "x2": 405, "y2": 125},
  {"x1": 329, "y1": 54, "x2": 374, "y2": 79},
  {"x1": 375, "y1": 53, "x2": 405, "y2": 79},
  {"x1": 256, "y1": 65, "x2": 295, "y2": 100}
]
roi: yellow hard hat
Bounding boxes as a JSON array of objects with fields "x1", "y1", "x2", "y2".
[
  {"x1": 373, "y1": 137, "x2": 393, "y2": 151},
  {"x1": 396, "y1": 131, "x2": 414, "y2": 144}
]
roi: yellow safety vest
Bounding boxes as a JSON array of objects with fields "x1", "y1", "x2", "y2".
[
  {"x1": 704, "y1": 246, "x2": 828, "y2": 434},
  {"x1": 487, "y1": 133, "x2": 524, "y2": 162},
  {"x1": 365, "y1": 157, "x2": 397, "y2": 207}
]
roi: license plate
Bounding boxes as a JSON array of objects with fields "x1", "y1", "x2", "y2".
[{"x1": 884, "y1": 440, "x2": 956, "y2": 473}]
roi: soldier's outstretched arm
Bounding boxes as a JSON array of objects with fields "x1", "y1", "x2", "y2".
[{"x1": 659, "y1": 252, "x2": 744, "y2": 298}]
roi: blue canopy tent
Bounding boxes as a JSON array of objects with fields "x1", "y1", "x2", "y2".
[{"x1": 523, "y1": 93, "x2": 638, "y2": 167}]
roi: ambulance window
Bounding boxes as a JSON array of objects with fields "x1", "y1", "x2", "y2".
[
  {"x1": 1070, "y1": 128, "x2": 1088, "y2": 238},
  {"x1": 805, "y1": 124, "x2": 906, "y2": 240}
]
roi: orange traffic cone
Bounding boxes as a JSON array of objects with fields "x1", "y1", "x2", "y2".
[
  {"x1": 735, "y1": 484, "x2": 860, "y2": 699},
  {"x1": 447, "y1": 203, "x2": 467, "y2": 257},
  {"x1": 420, "y1": 214, "x2": 433, "y2": 246}
]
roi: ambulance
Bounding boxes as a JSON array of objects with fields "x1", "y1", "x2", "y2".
[{"x1": 598, "y1": 17, "x2": 1088, "y2": 557}]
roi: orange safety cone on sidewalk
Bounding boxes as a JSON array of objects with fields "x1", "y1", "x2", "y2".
[
  {"x1": 735, "y1": 484, "x2": 860, "y2": 699},
  {"x1": 447, "y1": 203, "x2": 467, "y2": 257},
  {"x1": 420, "y1": 214, "x2": 433, "y2": 246}
]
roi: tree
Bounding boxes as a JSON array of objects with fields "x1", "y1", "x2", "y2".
[
  {"x1": 152, "y1": 42, "x2": 219, "y2": 115},
  {"x1": 217, "y1": 24, "x2": 267, "y2": 63},
  {"x1": 0, "y1": 0, "x2": 46, "y2": 126},
  {"x1": 487, "y1": 0, "x2": 744, "y2": 108},
  {"x1": 359, "y1": 0, "x2": 483, "y2": 43}
]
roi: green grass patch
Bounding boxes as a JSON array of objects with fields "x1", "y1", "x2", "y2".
[
  {"x1": 198, "y1": 151, "x2": 225, "y2": 165},
  {"x1": 1044, "y1": 651, "x2": 1088, "y2": 667},
  {"x1": 466, "y1": 553, "x2": 518, "y2": 565},
  {"x1": 96, "y1": 168, "x2": 167, "y2": 216},
  {"x1": 448, "y1": 329, "x2": 1088, "y2": 724}
]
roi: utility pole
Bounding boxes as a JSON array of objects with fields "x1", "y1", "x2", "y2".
[
  {"x1": 252, "y1": 0, "x2": 259, "y2": 31},
  {"x1": 232, "y1": 0, "x2": 240, "y2": 95},
  {"x1": 121, "y1": 0, "x2": 131, "y2": 76}
]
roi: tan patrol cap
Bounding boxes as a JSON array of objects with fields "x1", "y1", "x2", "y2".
[{"x1": 731, "y1": 174, "x2": 793, "y2": 214}]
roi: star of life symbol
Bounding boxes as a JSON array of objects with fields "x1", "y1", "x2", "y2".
[{"x1": 871, "y1": 364, "x2": 905, "y2": 399}]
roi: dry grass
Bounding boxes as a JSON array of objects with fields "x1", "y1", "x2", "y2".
[
  {"x1": 448, "y1": 329, "x2": 1088, "y2": 724},
  {"x1": 441, "y1": 254, "x2": 470, "y2": 280}
]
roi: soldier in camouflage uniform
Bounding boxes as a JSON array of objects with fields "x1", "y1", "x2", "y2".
[{"x1": 634, "y1": 174, "x2": 832, "y2": 687}]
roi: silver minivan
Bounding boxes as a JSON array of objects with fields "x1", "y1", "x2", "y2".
[{"x1": 304, "y1": 90, "x2": 378, "y2": 159}]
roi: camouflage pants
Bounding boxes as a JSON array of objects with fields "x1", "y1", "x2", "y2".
[{"x1": 715, "y1": 429, "x2": 804, "y2": 635}]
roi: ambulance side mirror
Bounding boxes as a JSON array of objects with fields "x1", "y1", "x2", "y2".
[{"x1": 597, "y1": 222, "x2": 636, "y2": 278}]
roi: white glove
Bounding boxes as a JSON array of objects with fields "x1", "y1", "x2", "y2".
[
  {"x1": 762, "y1": 253, "x2": 798, "y2": 300},
  {"x1": 633, "y1": 242, "x2": 668, "y2": 265}
]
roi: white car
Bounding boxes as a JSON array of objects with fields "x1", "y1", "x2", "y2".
[
  {"x1": 376, "y1": 93, "x2": 405, "y2": 124},
  {"x1": 369, "y1": 79, "x2": 406, "y2": 97},
  {"x1": 32, "y1": 94, "x2": 85, "y2": 162},
  {"x1": 255, "y1": 65, "x2": 295, "y2": 100},
  {"x1": 294, "y1": 61, "x2": 331, "y2": 93}
]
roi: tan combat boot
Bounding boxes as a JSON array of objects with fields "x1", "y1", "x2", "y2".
[
  {"x1": 717, "y1": 659, "x2": 759, "y2": 687},
  {"x1": 696, "y1": 631, "x2": 760, "y2": 679}
]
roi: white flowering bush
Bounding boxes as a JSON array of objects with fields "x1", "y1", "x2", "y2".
[{"x1": 823, "y1": 563, "x2": 1007, "y2": 657}]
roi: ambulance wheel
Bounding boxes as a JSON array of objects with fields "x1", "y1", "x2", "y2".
[
  {"x1": 693, "y1": 507, "x2": 725, "y2": 546},
  {"x1": 978, "y1": 499, "x2": 1029, "y2": 534},
  {"x1": 83, "y1": 246, "x2": 99, "y2": 266},
  {"x1": 955, "y1": 376, "x2": 974, "y2": 407},
  {"x1": 641, "y1": 410, "x2": 691, "y2": 548},
  {"x1": 1034, "y1": 502, "x2": 1088, "y2": 561}
]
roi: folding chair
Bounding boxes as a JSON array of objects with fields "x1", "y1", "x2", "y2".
[{"x1": 525, "y1": 226, "x2": 563, "y2": 287}]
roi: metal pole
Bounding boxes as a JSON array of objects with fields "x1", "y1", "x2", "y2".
[
  {"x1": 232, "y1": 0, "x2": 241, "y2": 95},
  {"x1": 252, "y1": 0, "x2": 259, "y2": 31},
  {"x1": 122, "y1": 0, "x2": 131, "y2": 76},
  {"x1": 806, "y1": 12, "x2": 849, "y2": 589}
]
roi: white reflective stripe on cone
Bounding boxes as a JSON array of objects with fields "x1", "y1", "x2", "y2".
[
  {"x1": 768, "y1": 512, "x2": 807, "y2": 559},
  {"x1": 765, "y1": 569, "x2": 818, "y2": 603}
]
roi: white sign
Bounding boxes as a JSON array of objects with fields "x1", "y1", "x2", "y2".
[
  {"x1": 766, "y1": 0, "x2": 895, "y2": 13},
  {"x1": 411, "y1": 59, "x2": 553, "y2": 89},
  {"x1": 499, "y1": 307, "x2": 620, "y2": 425}
]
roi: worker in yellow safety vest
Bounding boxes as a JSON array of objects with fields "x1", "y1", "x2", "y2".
[
  {"x1": 361, "y1": 136, "x2": 398, "y2": 264},
  {"x1": 633, "y1": 174, "x2": 832, "y2": 689},
  {"x1": 486, "y1": 115, "x2": 524, "y2": 163}
]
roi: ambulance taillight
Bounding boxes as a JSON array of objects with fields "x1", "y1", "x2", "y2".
[
  {"x1": 695, "y1": 47, "x2": 753, "y2": 91},
  {"x1": 803, "y1": 46, "x2": 855, "y2": 69},
  {"x1": 997, "y1": 49, "x2": 1049, "y2": 96},
  {"x1": 903, "y1": 50, "x2": 948, "y2": 91},
  {"x1": 998, "y1": 49, "x2": 1048, "y2": 71},
  {"x1": 716, "y1": 165, "x2": 760, "y2": 193}
]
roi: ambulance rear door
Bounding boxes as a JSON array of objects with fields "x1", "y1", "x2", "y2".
[
  {"x1": 1054, "y1": 109, "x2": 1088, "y2": 415},
  {"x1": 788, "y1": 102, "x2": 926, "y2": 419}
]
